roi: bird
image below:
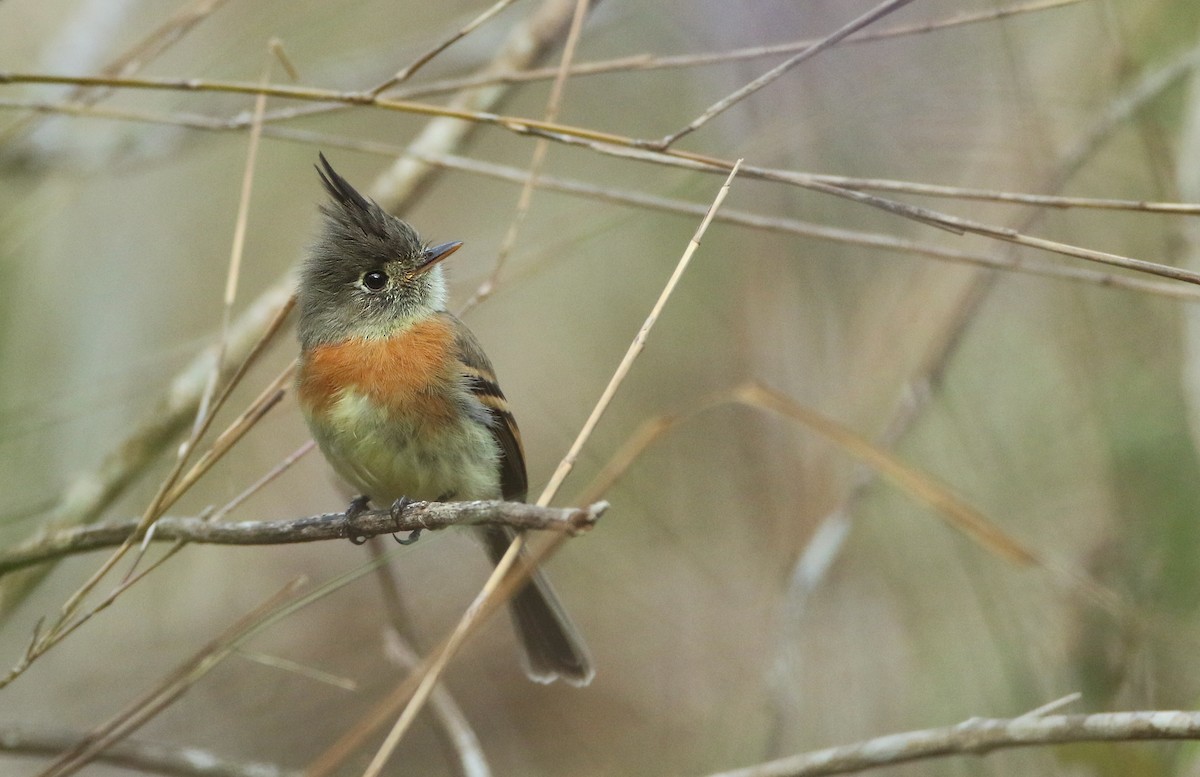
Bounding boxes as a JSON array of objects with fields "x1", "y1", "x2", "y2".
[{"x1": 294, "y1": 153, "x2": 593, "y2": 686}]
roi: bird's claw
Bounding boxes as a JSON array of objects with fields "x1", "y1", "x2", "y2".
[
  {"x1": 345, "y1": 495, "x2": 372, "y2": 545},
  {"x1": 390, "y1": 497, "x2": 421, "y2": 545}
]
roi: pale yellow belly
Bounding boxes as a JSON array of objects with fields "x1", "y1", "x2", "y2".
[{"x1": 307, "y1": 390, "x2": 501, "y2": 503}]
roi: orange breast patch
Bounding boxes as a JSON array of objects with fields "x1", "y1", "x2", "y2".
[{"x1": 298, "y1": 317, "x2": 458, "y2": 426}]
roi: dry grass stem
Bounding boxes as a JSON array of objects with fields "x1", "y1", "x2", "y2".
[
  {"x1": 0, "y1": 725, "x2": 298, "y2": 777},
  {"x1": 344, "y1": 0, "x2": 1083, "y2": 109},
  {"x1": 461, "y1": 0, "x2": 593, "y2": 313},
  {"x1": 538, "y1": 160, "x2": 744, "y2": 505},
  {"x1": 235, "y1": 651, "x2": 358, "y2": 691},
  {"x1": 368, "y1": 0, "x2": 585, "y2": 213},
  {"x1": 203, "y1": 0, "x2": 1079, "y2": 130},
  {"x1": 197, "y1": 56, "x2": 271, "y2": 435},
  {"x1": 212, "y1": 439, "x2": 316, "y2": 521},
  {"x1": 372, "y1": 549, "x2": 492, "y2": 777},
  {"x1": 655, "y1": 0, "x2": 919, "y2": 147},
  {"x1": 369, "y1": 0, "x2": 521, "y2": 94},
  {"x1": 4, "y1": 72, "x2": 1199, "y2": 285},
  {"x1": 0, "y1": 0, "x2": 229, "y2": 147},
  {"x1": 355, "y1": 160, "x2": 741, "y2": 777},
  {"x1": 34, "y1": 579, "x2": 305, "y2": 777}
]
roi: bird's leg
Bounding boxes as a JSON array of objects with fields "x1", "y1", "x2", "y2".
[
  {"x1": 344, "y1": 494, "x2": 372, "y2": 545},
  {"x1": 390, "y1": 496, "x2": 421, "y2": 545}
]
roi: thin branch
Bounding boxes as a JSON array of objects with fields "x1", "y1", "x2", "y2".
[
  {"x1": 0, "y1": 725, "x2": 299, "y2": 777},
  {"x1": 9, "y1": 92, "x2": 1200, "y2": 217},
  {"x1": 703, "y1": 711, "x2": 1200, "y2": 777},
  {"x1": 653, "y1": 0, "x2": 918, "y2": 148},
  {"x1": 0, "y1": 282, "x2": 294, "y2": 617},
  {"x1": 368, "y1": 0, "x2": 593, "y2": 214},
  {"x1": 5, "y1": 90, "x2": 1198, "y2": 295},
  {"x1": 526, "y1": 131, "x2": 1200, "y2": 285},
  {"x1": 372, "y1": 548, "x2": 491, "y2": 777},
  {"x1": 395, "y1": 147, "x2": 1200, "y2": 300},
  {"x1": 1, "y1": 0, "x2": 587, "y2": 625},
  {"x1": 5, "y1": 72, "x2": 1200, "y2": 285},
  {"x1": 224, "y1": 0, "x2": 1083, "y2": 132},
  {"x1": 0, "y1": 501, "x2": 607, "y2": 576},
  {"x1": 537, "y1": 160, "x2": 744, "y2": 505},
  {"x1": 368, "y1": 0, "x2": 521, "y2": 95},
  {"x1": 7, "y1": 87, "x2": 1198, "y2": 299},
  {"x1": 460, "y1": 0, "x2": 593, "y2": 313},
  {"x1": 0, "y1": 0, "x2": 230, "y2": 149},
  {"x1": 9, "y1": 93, "x2": 1199, "y2": 218},
  {"x1": 357, "y1": 159, "x2": 743, "y2": 777},
  {"x1": 35, "y1": 580, "x2": 305, "y2": 777}
]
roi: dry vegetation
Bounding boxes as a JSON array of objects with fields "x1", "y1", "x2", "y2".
[{"x1": 3, "y1": 0, "x2": 1200, "y2": 775}]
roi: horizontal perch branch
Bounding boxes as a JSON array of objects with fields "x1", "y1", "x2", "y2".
[
  {"x1": 0, "y1": 500, "x2": 607, "y2": 577},
  {"x1": 707, "y1": 710, "x2": 1200, "y2": 777}
]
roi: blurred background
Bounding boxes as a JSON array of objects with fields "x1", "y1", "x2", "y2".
[{"x1": 3, "y1": 0, "x2": 1200, "y2": 774}]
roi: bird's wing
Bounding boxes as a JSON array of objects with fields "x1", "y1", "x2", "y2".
[{"x1": 443, "y1": 312, "x2": 529, "y2": 502}]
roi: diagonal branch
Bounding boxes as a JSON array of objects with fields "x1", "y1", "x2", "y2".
[
  {"x1": 652, "y1": 0, "x2": 918, "y2": 148},
  {"x1": 0, "y1": 0, "x2": 589, "y2": 621}
]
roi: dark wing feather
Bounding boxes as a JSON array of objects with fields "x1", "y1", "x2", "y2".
[
  {"x1": 444, "y1": 313, "x2": 528, "y2": 502},
  {"x1": 443, "y1": 314, "x2": 593, "y2": 685}
]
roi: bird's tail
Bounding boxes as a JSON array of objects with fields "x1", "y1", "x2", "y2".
[{"x1": 479, "y1": 526, "x2": 594, "y2": 686}]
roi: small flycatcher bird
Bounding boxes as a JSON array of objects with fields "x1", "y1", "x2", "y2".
[{"x1": 296, "y1": 154, "x2": 593, "y2": 686}]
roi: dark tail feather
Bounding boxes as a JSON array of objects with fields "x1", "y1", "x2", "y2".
[{"x1": 479, "y1": 526, "x2": 594, "y2": 686}]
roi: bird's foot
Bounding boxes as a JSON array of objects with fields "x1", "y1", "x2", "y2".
[
  {"x1": 390, "y1": 496, "x2": 421, "y2": 545},
  {"x1": 344, "y1": 495, "x2": 372, "y2": 545}
]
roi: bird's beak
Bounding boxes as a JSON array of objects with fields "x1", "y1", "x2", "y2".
[{"x1": 413, "y1": 241, "x2": 462, "y2": 275}]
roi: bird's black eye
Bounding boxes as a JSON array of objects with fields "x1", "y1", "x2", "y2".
[{"x1": 362, "y1": 271, "x2": 388, "y2": 291}]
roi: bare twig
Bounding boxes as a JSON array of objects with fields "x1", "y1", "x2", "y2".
[
  {"x1": 0, "y1": 282, "x2": 294, "y2": 617},
  {"x1": 4, "y1": 72, "x2": 1200, "y2": 284},
  {"x1": 21, "y1": 86, "x2": 1200, "y2": 221},
  {"x1": 0, "y1": 0, "x2": 229, "y2": 150},
  {"x1": 369, "y1": 0, "x2": 592, "y2": 213},
  {"x1": 461, "y1": 0, "x2": 593, "y2": 313},
  {"x1": 1, "y1": 0, "x2": 589, "y2": 625},
  {"x1": 372, "y1": 547, "x2": 491, "y2": 777},
  {"x1": 0, "y1": 501, "x2": 606, "y2": 576},
  {"x1": 652, "y1": 0, "x2": 918, "y2": 148},
  {"x1": 0, "y1": 725, "x2": 299, "y2": 777},
  {"x1": 368, "y1": 0, "x2": 521, "y2": 95},
  {"x1": 538, "y1": 159, "x2": 745, "y2": 504},
  {"x1": 5, "y1": 90, "x2": 1198, "y2": 294},
  {"x1": 356, "y1": 159, "x2": 743, "y2": 777},
  {"x1": 7, "y1": 94, "x2": 1198, "y2": 218},
  {"x1": 396, "y1": 148, "x2": 1200, "y2": 300},
  {"x1": 35, "y1": 579, "x2": 305, "y2": 777},
  {"x1": 222, "y1": 0, "x2": 1082, "y2": 133},
  {"x1": 704, "y1": 711, "x2": 1200, "y2": 777}
]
